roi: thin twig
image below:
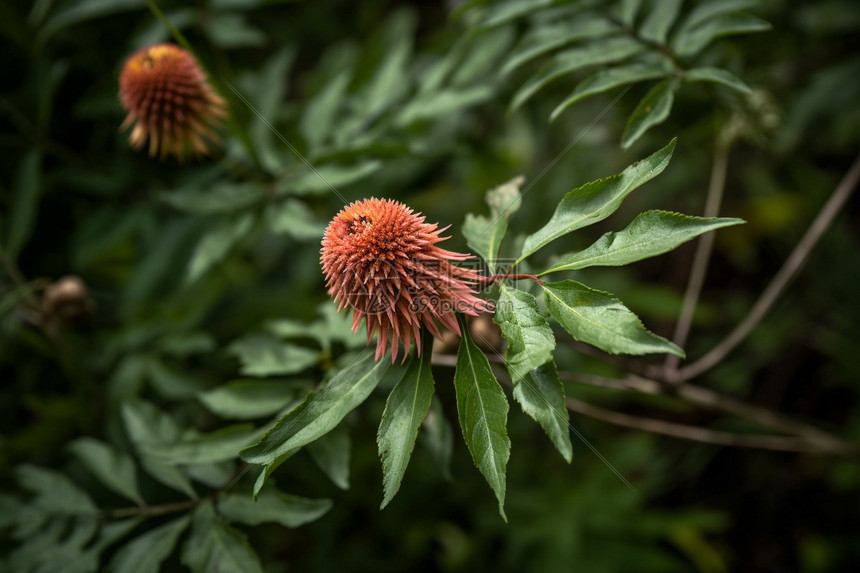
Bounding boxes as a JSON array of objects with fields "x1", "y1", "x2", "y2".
[
  {"x1": 105, "y1": 499, "x2": 198, "y2": 520},
  {"x1": 564, "y1": 398, "x2": 848, "y2": 454},
  {"x1": 676, "y1": 152, "x2": 860, "y2": 381},
  {"x1": 561, "y1": 371, "x2": 857, "y2": 455},
  {"x1": 665, "y1": 140, "x2": 731, "y2": 375}
]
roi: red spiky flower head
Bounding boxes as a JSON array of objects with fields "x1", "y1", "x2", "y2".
[
  {"x1": 119, "y1": 43, "x2": 227, "y2": 159},
  {"x1": 321, "y1": 198, "x2": 491, "y2": 362}
]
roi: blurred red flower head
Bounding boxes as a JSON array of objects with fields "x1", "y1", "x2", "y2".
[
  {"x1": 321, "y1": 198, "x2": 490, "y2": 361},
  {"x1": 119, "y1": 43, "x2": 226, "y2": 160}
]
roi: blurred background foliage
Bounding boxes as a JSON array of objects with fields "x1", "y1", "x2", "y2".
[{"x1": 1, "y1": 0, "x2": 859, "y2": 571}]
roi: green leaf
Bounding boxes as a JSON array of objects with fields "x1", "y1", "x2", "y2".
[
  {"x1": 181, "y1": 502, "x2": 264, "y2": 573},
  {"x1": 419, "y1": 397, "x2": 454, "y2": 481},
  {"x1": 38, "y1": 0, "x2": 144, "y2": 43},
  {"x1": 246, "y1": 46, "x2": 293, "y2": 169},
  {"x1": 513, "y1": 361, "x2": 572, "y2": 462},
  {"x1": 145, "y1": 424, "x2": 264, "y2": 466},
  {"x1": 240, "y1": 350, "x2": 389, "y2": 465},
  {"x1": 540, "y1": 211, "x2": 745, "y2": 274},
  {"x1": 144, "y1": 356, "x2": 205, "y2": 400},
  {"x1": 121, "y1": 401, "x2": 196, "y2": 498},
  {"x1": 639, "y1": 0, "x2": 683, "y2": 44},
  {"x1": 672, "y1": 12, "x2": 771, "y2": 57},
  {"x1": 161, "y1": 182, "x2": 266, "y2": 214},
  {"x1": 454, "y1": 314, "x2": 510, "y2": 521},
  {"x1": 105, "y1": 515, "x2": 190, "y2": 573},
  {"x1": 550, "y1": 64, "x2": 669, "y2": 122},
  {"x1": 520, "y1": 138, "x2": 676, "y2": 261},
  {"x1": 187, "y1": 213, "x2": 254, "y2": 283},
  {"x1": 462, "y1": 176, "x2": 524, "y2": 268},
  {"x1": 206, "y1": 13, "x2": 266, "y2": 49},
  {"x1": 218, "y1": 489, "x2": 332, "y2": 528},
  {"x1": 502, "y1": 15, "x2": 618, "y2": 75},
  {"x1": 4, "y1": 151, "x2": 42, "y2": 262},
  {"x1": 281, "y1": 161, "x2": 382, "y2": 196},
  {"x1": 478, "y1": 0, "x2": 555, "y2": 28},
  {"x1": 397, "y1": 86, "x2": 495, "y2": 125},
  {"x1": 16, "y1": 465, "x2": 97, "y2": 516},
  {"x1": 68, "y1": 438, "x2": 144, "y2": 505},
  {"x1": 377, "y1": 333, "x2": 435, "y2": 508},
  {"x1": 510, "y1": 36, "x2": 644, "y2": 111},
  {"x1": 616, "y1": 0, "x2": 643, "y2": 26},
  {"x1": 265, "y1": 199, "x2": 325, "y2": 240},
  {"x1": 494, "y1": 284, "x2": 555, "y2": 383},
  {"x1": 621, "y1": 78, "x2": 679, "y2": 149},
  {"x1": 266, "y1": 304, "x2": 365, "y2": 352},
  {"x1": 199, "y1": 379, "x2": 312, "y2": 420},
  {"x1": 542, "y1": 280, "x2": 684, "y2": 356},
  {"x1": 228, "y1": 333, "x2": 320, "y2": 377},
  {"x1": 251, "y1": 449, "x2": 298, "y2": 500},
  {"x1": 679, "y1": 0, "x2": 758, "y2": 31},
  {"x1": 308, "y1": 425, "x2": 351, "y2": 490},
  {"x1": 301, "y1": 67, "x2": 351, "y2": 151},
  {"x1": 684, "y1": 66, "x2": 752, "y2": 94}
]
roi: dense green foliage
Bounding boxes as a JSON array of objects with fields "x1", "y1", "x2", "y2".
[{"x1": 2, "y1": 0, "x2": 860, "y2": 571}]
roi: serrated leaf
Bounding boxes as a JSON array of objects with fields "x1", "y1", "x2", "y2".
[
  {"x1": 494, "y1": 284, "x2": 555, "y2": 383},
  {"x1": 622, "y1": 78, "x2": 679, "y2": 148},
  {"x1": 228, "y1": 333, "x2": 320, "y2": 377},
  {"x1": 684, "y1": 66, "x2": 752, "y2": 94},
  {"x1": 542, "y1": 279, "x2": 684, "y2": 356},
  {"x1": 672, "y1": 12, "x2": 771, "y2": 57},
  {"x1": 186, "y1": 213, "x2": 254, "y2": 283},
  {"x1": 218, "y1": 489, "x2": 332, "y2": 528},
  {"x1": 265, "y1": 199, "x2": 325, "y2": 240},
  {"x1": 105, "y1": 515, "x2": 190, "y2": 573},
  {"x1": 639, "y1": 0, "x2": 683, "y2": 44},
  {"x1": 199, "y1": 379, "x2": 312, "y2": 420},
  {"x1": 454, "y1": 314, "x2": 510, "y2": 521},
  {"x1": 520, "y1": 139, "x2": 676, "y2": 261},
  {"x1": 16, "y1": 465, "x2": 98, "y2": 516},
  {"x1": 145, "y1": 424, "x2": 264, "y2": 466},
  {"x1": 308, "y1": 425, "x2": 351, "y2": 490},
  {"x1": 513, "y1": 361, "x2": 572, "y2": 462},
  {"x1": 419, "y1": 396, "x2": 454, "y2": 481},
  {"x1": 377, "y1": 333, "x2": 435, "y2": 508},
  {"x1": 69, "y1": 437, "x2": 143, "y2": 505},
  {"x1": 502, "y1": 14, "x2": 618, "y2": 75},
  {"x1": 541, "y1": 211, "x2": 745, "y2": 274},
  {"x1": 510, "y1": 36, "x2": 645, "y2": 111},
  {"x1": 240, "y1": 350, "x2": 389, "y2": 465},
  {"x1": 462, "y1": 176, "x2": 524, "y2": 268},
  {"x1": 550, "y1": 63, "x2": 669, "y2": 122},
  {"x1": 181, "y1": 502, "x2": 263, "y2": 573}
]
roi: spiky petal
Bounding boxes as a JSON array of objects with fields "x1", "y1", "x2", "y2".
[
  {"x1": 118, "y1": 43, "x2": 227, "y2": 160},
  {"x1": 321, "y1": 198, "x2": 490, "y2": 362}
]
